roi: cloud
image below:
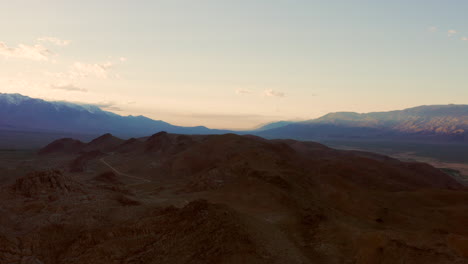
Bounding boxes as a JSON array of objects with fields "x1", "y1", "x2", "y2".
[
  {"x1": 71, "y1": 61, "x2": 113, "y2": 79},
  {"x1": 0, "y1": 41, "x2": 51, "y2": 61},
  {"x1": 68, "y1": 100, "x2": 123, "y2": 112},
  {"x1": 448, "y1": 29, "x2": 457, "y2": 37},
  {"x1": 93, "y1": 101, "x2": 122, "y2": 111},
  {"x1": 37, "y1": 37, "x2": 71, "y2": 46},
  {"x1": 185, "y1": 112, "x2": 283, "y2": 120},
  {"x1": 50, "y1": 83, "x2": 87, "y2": 92},
  {"x1": 263, "y1": 89, "x2": 285, "y2": 98},
  {"x1": 462, "y1": 37, "x2": 468, "y2": 41},
  {"x1": 428, "y1": 26, "x2": 438, "y2": 33},
  {"x1": 235, "y1": 88, "x2": 253, "y2": 95},
  {"x1": 119, "y1": 57, "x2": 127, "y2": 62},
  {"x1": 46, "y1": 60, "x2": 118, "y2": 80}
]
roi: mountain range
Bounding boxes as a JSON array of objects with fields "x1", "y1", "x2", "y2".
[
  {"x1": 257, "y1": 105, "x2": 468, "y2": 142},
  {"x1": 0, "y1": 93, "x2": 467, "y2": 148},
  {"x1": 0, "y1": 93, "x2": 230, "y2": 136},
  {"x1": 0, "y1": 93, "x2": 230, "y2": 147}
]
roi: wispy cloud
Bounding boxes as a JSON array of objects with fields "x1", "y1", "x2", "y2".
[
  {"x1": 448, "y1": 29, "x2": 457, "y2": 37},
  {"x1": 430, "y1": 27, "x2": 468, "y2": 43},
  {"x1": 428, "y1": 26, "x2": 438, "y2": 33},
  {"x1": 50, "y1": 83, "x2": 87, "y2": 92},
  {"x1": 94, "y1": 101, "x2": 122, "y2": 111},
  {"x1": 71, "y1": 61, "x2": 113, "y2": 79},
  {"x1": 235, "y1": 88, "x2": 253, "y2": 95},
  {"x1": 67, "y1": 99, "x2": 123, "y2": 112},
  {"x1": 185, "y1": 112, "x2": 282, "y2": 120},
  {"x1": 37, "y1": 37, "x2": 71, "y2": 46},
  {"x1": 46, "y1": 58, "x2": 121, "y2": 81},
  {"x1": 263, "y1": 89, "x2": 285, "y2": 98},
  {"x1": 0, "y1": 41, "x2": 51, "y2": 61}
]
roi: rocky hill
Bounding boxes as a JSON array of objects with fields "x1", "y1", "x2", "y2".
[{"x1": 1, "y1": 133, "x2": 467, "y2": 263}]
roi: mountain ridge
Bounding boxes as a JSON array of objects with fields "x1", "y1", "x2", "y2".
[
  {"x1": 0, "y1": 93, "x2": 226, "y2": 138},
  {"x1": 257, "y1": 104, "x2": 468, "y2": 142},
  {"x1": 1, "y1": 93, "x2": 467, "y2": 147}
]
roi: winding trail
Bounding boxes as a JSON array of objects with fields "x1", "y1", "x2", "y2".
[{"x1": 100, "y1": 157, "x2": 151, "y2": 183}]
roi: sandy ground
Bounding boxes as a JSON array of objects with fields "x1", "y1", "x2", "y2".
[{"x1": 384, "y1": 152, "x2": 468, "y2": 185}]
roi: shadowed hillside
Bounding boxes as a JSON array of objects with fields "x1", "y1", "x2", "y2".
[{"x1": 0, "y1": 133, "x2": 467, "y2": 263}]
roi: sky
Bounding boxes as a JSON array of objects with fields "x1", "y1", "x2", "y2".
[{"x1": 0, "y1": 0, "x2": 467, "y2": 129}]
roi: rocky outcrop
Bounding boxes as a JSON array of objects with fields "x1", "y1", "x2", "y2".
[
  {"x1": 38, "y1": 138, "x2": 85, "y2": 155},
  {"x1": 11, "y1": 170, "x2": 83, "y2": 197}
]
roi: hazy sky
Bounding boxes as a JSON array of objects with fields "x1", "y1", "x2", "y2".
[{"x1": 1, "y1": 0, "x2": 467, "y2": 129}]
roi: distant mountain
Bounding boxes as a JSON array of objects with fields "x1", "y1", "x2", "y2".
[
  {"x1": 257, "y1": 105, "x2": 468, "y2": 142},
  {"x1": 0, "y1": 93, "x2": 233, "y2": 148},
  {"x1": 255, "y1": 121, "x2": 296, "y2": 131},
  {"x1": 2, "y1": 93, "x2": 467, "y2": 148},
  {"x1": 0, "y1": 93, "x2": 227, "y2": 139}
]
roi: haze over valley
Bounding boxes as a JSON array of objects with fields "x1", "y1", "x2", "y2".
[{"x1": 1, "y1": 93, "x2": 467, "y2": 174}]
